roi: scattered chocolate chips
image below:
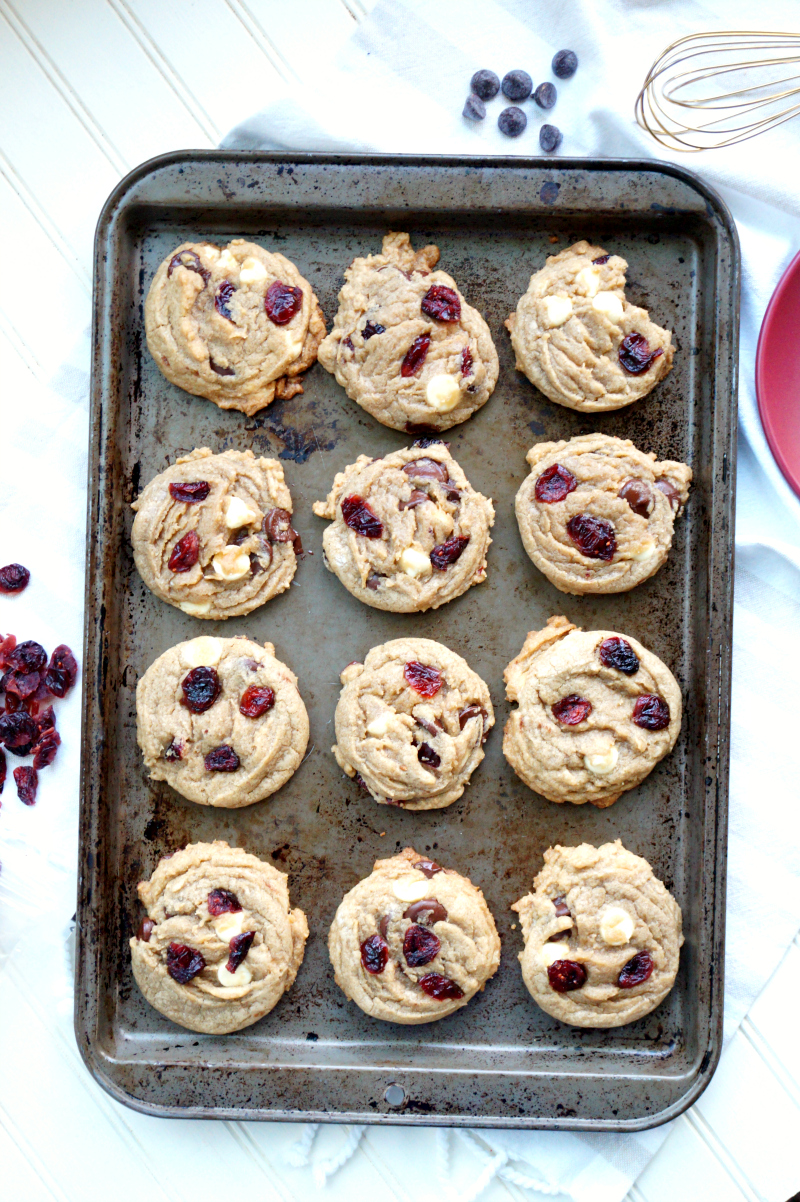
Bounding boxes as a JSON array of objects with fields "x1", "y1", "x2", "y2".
[
  {"x1": 341, "y1": 495, "x2": 383, "y2": 538},
  {"x1": 552, "y1": 895, "x2": 571, "y2": 917},
  {"x1": 421, "y1": 284, "x2": 461, "y2": 324},
  {"x1": 168, "y1": 530, "x2": 200, "y2": 573},
  {"x1": 167, "y1": 942, "x2": 206, "y2": 984},
  {"x1": 463, "y1": 94, "x2": 486, "y2": 122},
  {"x1": 417, "y1": 742, "x2": 441, "y2": 768},
  {"x1": 208, "y1": 888, "x2": 242, "y2": 916},
  {"x1": 430, "y1": 535, "x2": 470, "y2": 570},
  {"x1": 403, "y1": 899, "x2": 448, "y2": 925},
  {"x1": 599, "y1": 637, "x2": 640, "y2": 675},
  {"x1": 169, "y1": 481, "x2": 210, "y2": 504},
  {"x1": 534, "y1": 81, "x2": 557, "y2": 109},
  {"x1": 458, "y1": 704, "x2": 487, "y2": 735},
  {"x1": 535, "y1": 463, "x2": 577, "y2": 503},
  {"x1": 501, "y1": 69, "x2": 532, "y2": 101},
  {"x1": 204, "y1": 745, "x2": 240, "y2": 772},
  {"x1": 209, "y1": 358, "x2": 235, "y2": 377},
  {"x1": 552, "y1": 695, "x2": 592, "y2": 726},
  {"x1": 168, "y1": 249, "x2": 209, "y2": 284},
  {"x1": 552, "y1": 49, "x2": 578, "y2": 79},
  {"x1": 619, "y1": 478, "x2": 653, "y2": 517},
  {"x1": 655, "y1": 479, "x2": 681, "y2": 510},
  {"x1": 632, "y1": 695, "x2": 670, "y2": 731},
  {"x1": 181, "y1": 666, "x2": 221, "y2": 714},
  {"x1": 566, "y1": 514, "x2": 617, "y2": 561},
  {"x1": 402, "y1": 457, "x2": 449, "y2": 482},
  {"x1": 378, "y1": 915, "x2": 390, "y2": 941},
  {"x1": 13, "y1": 765, "x2": 37, "y2": 806},
  {"x1": 498, "y1": 106, "x2": 527, "y2": 137},
  {"x1": 363, "y1": 320, "x2": 386, "y2": 340},
  {"x1": 403, "y1": 662, "x2": 443, "y2": 698},
  {"x1": 137, "y1": 916, "x2": 155, "y2": 942},
  {"x1": 399, "y1": 489, "x2": 429, "y2": 511},
  {"x1": 418, "y1": 972, "x2": 464, "y2": 1000},
  {"x1": 400, "y1": 333, "x2": 431, "y2": 377},
  {"x1": 226, "y1": 930, "x2": 255, "y2": 974},
  {"x1": 403, "y1": 924, "x2": 441, "y2": 967},
  {"x1": 471, "y1": 69, "x2": 500, "y2": 100},
  {"x1": 361, "y1": 933, "x2": 389, "y2": 975},
  {"x1": 415, "y1": 714, "x2": 442, "y2": 738},
  {"x1": 539, "y1": 124, "x2": 563, "y2": 152},
  {"x1": 264, "y1": 280, "x2": 302, "y2": 325},
  {"x1": 547, "y1": 960, "x2": 587, "y2": 992},
  {"x1": 618, "y1": 332, "x2": 663, "y2": 375},
  {"x1": 0, "y1": 564, "x2": 30, "y2": 594},
  {"x1": 618, "y1": 950, "x2": 654, "y2": 988}
]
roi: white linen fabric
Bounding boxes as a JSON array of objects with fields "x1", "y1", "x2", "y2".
[{"x1": 221, "y1": 0, "x2": 800, "y2": 1197}]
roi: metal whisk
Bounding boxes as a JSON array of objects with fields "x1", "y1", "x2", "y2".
[{"x1": 636, "y1": 30, "x2": 800, "y2": 151}]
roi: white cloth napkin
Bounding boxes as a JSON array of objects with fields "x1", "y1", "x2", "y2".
[{"x1": 221, "y1": 1, "x2": 800, "y2": 1197}]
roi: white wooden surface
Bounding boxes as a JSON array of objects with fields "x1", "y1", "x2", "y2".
[{"x1": 0, "y1": 3, "x2": 798, "y2": 1199}]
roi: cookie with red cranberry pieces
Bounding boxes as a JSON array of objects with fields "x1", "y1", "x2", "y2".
[
  {"x1": 312, "y1": 443, "x2": 494, "y2": 612},
  {"x1": 503, "y1": 616, "x2": 681, "y2": 807},
  {"x1": 505, "y1": 240, "x2": 673, "y2": 411},
  {"x1": 318, "y1": 232, "x2": 499, "y2": 432},
  {"x1": 332, "y1": 637, "x2": 493, "y2": 811},
  {"x1": 515, "y1": 433, "x2": 691, "y2": 594},
  {"x1": 144, "y1": 238, "x2": 325, "y2": 415},
  {"x1": 131, "y1": 840, "x2": 308, "y2": 1034},
  {"x1": 512, "y1": 840, "x2": 683, "y2": 1027},
  {"x1": 136, "y1": 635, "x2": 309, "y2": 808},
  {"x1": 328, "y1": 846, "x2": 500, "y2": 1024}
]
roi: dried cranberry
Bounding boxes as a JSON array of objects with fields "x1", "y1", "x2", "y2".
[
  {"x1": 209, "y1": 359, "x2": 235, "y2": 376},
  {"x1": 164, "y1": 739, "x2": 183, "y2": 762},
  {"x1": 547, "y1": 960, "x2": 587, "y2": 992},
  {"x1": 419, "y1": 972, "x2": 464, "y2": 1000},
  {"x1": 341, "y1": 495, "x2": 383, "y2": 538},
  {"x1": 655, "y1": 479, "x2": 681, "y2": 509},
  {"x1": 461, "y1": 347, "x2": 473, "y2": 377},
  {"x1": 402, "y1": 457, "x2": 449, "y2": 483},
  {"x1": 403, "y1": 899, "x2": 448, "y2": 924},
  {"x1": 168, "y1": 250, "x2": 209, "y2": 284},
  {"x1": 421, "y1": 285, "x2": 461, "y2": 324},
  {"x1": 535, "y1": 464, "x2": 577, "y2": 503},
  {"x1": 458, "y1": 704, "x2": 487, "y2": 732},
  {"x1": 7, "y1": 641, "x2": 47, "y2": 673},
  {"x1": 0, "y1": 711, "x2": 38, "y2": 754},
  {"x1": 553, "y1": 895, "x2": 571, "y2": 917},
  {"x1": 552, "y1": 695, "x2": 592, "y2": 726},
  {"x1": 181, "y1": 666, "x2": 221, "y2": 714},
  {"x1": 618, "y1": 950, "x2": 655, "y2": 988},
  {"x1": 417, "y1": 742, "x2": 441, "y2": 768},
  {"x1": 264, "y1": 281, "x2": 302, "y2": 325},
  {"x1": 214, "y1": 280, "x2": 236, "y2": 321},
  {"x1": 35, "y1": 706, "x2": 55, "y2": 735},
  {"x1": 226, "y1": 930, "x2": 255, "y2": 974},
  {"x1": 44, "y1": 645, "x2": 78, "y2": 698},
  {"x1": 566, "y1": 514, "x2": 616, "y2": 561},
  {"x1": 168, "y1": 530, "x2": 200, "y2": 573},
  {"x1": 32, "y1": 728, "x2": 61, "y2": 769},
  {"x1": 208, "y1": 888, "x2": 242, "y2": 916},
  {"x1": 366, "y1": 573, "x2": 385, "y2": 590},
  {"x1": 415, "y1": 858, "x2": 442, "y2": 878},
  {"x1": 619, "y1": 479, "x2": 653, "y2": 517},
  {"x1": 169, "y1": 481, "x2": 210, "y2": 504},
  {"x1": 4, "y1": 670, "x2": 40, "y2": 699},
  {"x1": 3, "y1": 691, "x2": 21, "y2": 713},
  {"x1": 0, "y1": 632, "x2": 17, "y2": 660},
  {"x1": 618, "y1": 332, "x2": 663, "y2": 375},
  {"x1": 403, "y1": 662, "x2": 443, "y2": 698},
  {"x1": 361, "y1": 933, "x2": 389, "y2": 974},
  {"x1": 363, "y1": 320, "x2": 385, "y2": 339},
  {"x1": 632, "y1": 695, "x2": 670, "y2": 731},
  {"x1": 240, "y1": 685, "x2": 275, "y2": 718},
  {"x1": 0, "y1": 564, "x2": 30, "y2": 594},
  {"x1": 430, "y1": 536, "x2": 470, "y2": 570},
  {"x1": 400, "y1": 333, "x2": 431, "y2": 377},
  {"x1": 343, "y1": 336, "x2": 354, "y2": 352},
  {"x1": 137, "y1": 916, "x2": 155, "y2": 942},
  {"x1": 592, "y1": 254, "x2": 609, "y2": 265},
  {"x1": 166, "y1": 942, "x2": 205, "y2": 984},
  {"x1": 0, "y1": 748, "x2": 5, "y2": 795},
  {"x1": 204, "y1": 745, "x2": 240, "y2": 772},
  {"x1": 13, "y1": 765, "x2": 38, "y2": 805},
  {"x1": 599, "y1": 637, "x2": 640, "y2": 675},
  {"x1": 399, "y1": 489, "x2": 429, "y2": 510},
  {"x1": 403, "y1": 924, "x2": 441, "y2": 967}
]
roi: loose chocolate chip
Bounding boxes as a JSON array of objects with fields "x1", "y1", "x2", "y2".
[
  {"x1": 535, "y1": 463, "x2": 577, "y2": 503},
  {"x1": 470, "y1": 69, "x2": 500, "y2": 100},
  {"x1": 0, "y1": 564, "x2": 30, "y2": 594},
  {"x1": 618, "y1": 332, "x2": 663, "y2": 375},
  {"x1": 402, "y1": 458, "x2": 449, "y2": 483},
  {"x1": 167, "y1": 942, "x2": 206, "y2": 984},
  {"x1": 363, "y1": 320, "x2": 386, "y2": 339},
  {"x1": 137, "y1": 917, "x2": 155, "y2": 942},
  {"x1": 403, "y1": 899, "x2": 448, "y2": 925},
  {"x1": 403, "y1": 924, "x2": 441, "y2": 967},
  {"x1": 552, "y1": 49, "x2": 578, "y2": 79},
  {"x1": 403, "y1": 662, "x2": 443, "y2": 698},
  {"x1": 204, "y1": 745, "x2": 240, "y2": 772},
  {"x1": 463, "y1": 93, "x2": 486, "y2": 122},
  {"x1": 553, "y1": 895, "x2": 571, "y2": 917},
  {"x1": 168, "y1": 250, "x2": 209, "y2": 284},
  {"x1": 547, "y1": 960, "x2": 586, "y2": 992},
  {"x1": 498, "y1": 106, "x2": 527, "y2": 137},
  {"x1": 599, "y1": 637, "x2": 640, "y2": 675},
  {"x1": 619, "y1": 478, "x2": 654, "y2": 517},
  {"x1": 655, "y1": 479, "x2": 681, "y2": 509},
  {"x1": 501, "y1": 69, "x2": 533, "y2": 101},
  {"x1": 208, "y1": 888, "x2": 242, "y2": 916},
  {"x1": 552, "y1": 695, "x2": 592, "y2": 725},
  {"x1": 415, "y1": 858, "x2": 442, "y2": 878},
  {"x1": 539, "y1": 124, "x2": 563, "y2": 152},
  {"x1": 181, "y1": 666, "x2": 221, "y2": 714},
  {"x1": 419, "y1": 972, "x2": 464, "y2": 1000},
  {"x1": 632, "y1": 695, "x2": 670, "y2": 731},
  {"x1": 534, "y1": 81, "x2": 557, "y2": 109},
  {"x1": 169, "y1": 481, "x2": 210, "y2": 504},
  {"x1": 618, "y1": 950, "x2": 654, "y2": 988},
  {"x1": 361, "y1": 933, "x2": 389, "y2": 974},
  {"x1": 226, "y1": 930, "x2": 255, "y2": 974},
  {"x1": 263, "y1": 508, "x2": 298, "y2": 546},
  {"x1": 417, "y1": 742, "x2": 441, "y2": 768},
  {"x1": 566, "y1": 513, "x2": 616, "y2": 561}
]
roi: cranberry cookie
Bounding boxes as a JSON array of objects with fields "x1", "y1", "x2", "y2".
[
  {"x1": 318, "y1": 233, "x2": 499, "y2": 432},
  {"x1": 333, "y1": 637, "x2": 493, "y2": 811},
  {"x1": 515, "y1": 433, "x2": 691, "y2": 594},
  {"x1": 505, "y1": 240, "x2": 673, "y2": 411},
  {"x1": 512, "y1": 840, "x2": 683, "y2": 1027},
  {"x1": 132, "y1": 448, "x2": 302, "y2": 620},
  {"x1": 131, "y1": 841, "x2": 308, "y2": 1034},
  {"x1": 144, "y1": 238, "x2": 325, "y2": 415},
  {"x1": 136, "y1": 636, "x2": 309, "y2": 808},
  {"x1": 503, "y1": 616, "x2": 681, "y2": 807},
  {"x1": 312, "y1": 442, "x2": 494, "y2": 612},
  {"x1": 328, "y1": 847, "x2": 500, "y2": 1024}
]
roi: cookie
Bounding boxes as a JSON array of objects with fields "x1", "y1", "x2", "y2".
[
  {"x1": 317, "y1": 232, "x2": 499, "y2": 432},
  {"x1": 512, "y1": 840, "x2": 683, "y2": 1028},
  {"x1": 130, "y1": 841, "x2": 308, "y2": 1034},
  {"x1": 514, "y1": 433, "x2": 691, "y2": 594},
  {"x1": 312, "y1": 442, "x2": 494, "y2": 612},
  {"x1": 328, "y1": 847, "x2": 500, "y2": 1024},
  {"x1": 333, "y1": 638, "x2": 493, "y2": 811},
  {"x1": 505, "y1": 240, "x2": 673, "y2": 411},
  {"x1": 131, "y1": 447, "x2": 302, "y2": 620},
  {"x1": 136, "y1": 636, "x2": 309, "y2": 808},
  {"x1": 144, "y1": 238, "x2": 325, "y2": 415},
  {"x1": 503, "y1": 616, "x2": 681, "y2": 807}
]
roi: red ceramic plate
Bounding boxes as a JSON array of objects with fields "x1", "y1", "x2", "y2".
[{"x1": 756, "y1": 247, "x2": 800, "y2": 498}]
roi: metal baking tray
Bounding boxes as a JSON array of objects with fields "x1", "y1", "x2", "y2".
[{"x1": 77, "y1": 152, "x2": 738, "y2": 1130}]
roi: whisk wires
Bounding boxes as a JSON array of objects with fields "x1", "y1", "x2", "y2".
[{"x1": 636, "y1": 31, "x2": 800, "y2": 151}]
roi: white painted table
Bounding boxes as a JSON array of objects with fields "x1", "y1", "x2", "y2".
[{"x1": 0, "y1": 3, "x2": 798, "y2": 1200}]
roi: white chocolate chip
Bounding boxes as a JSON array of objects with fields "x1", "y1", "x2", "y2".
[
  {"x1": 541, "y1": 941, "x2": 571, "y2": 967},
  {"x1": 398, "y1": 547, "x2": 432, "y2": 578},
  {"x1": 224, "y1": 495, "x2": 260, "y2": 529},
  {"x1": 600, "y1": 906, "x2": 635, "y2": 946},
  {"x1": 287, "y1": 338, "x2": 305, "y2": 356},
  {"x1": 584, "y1": 744, "x2": 619, "y2": 775},
  {"x1": 202, "y1": 246, "x2": 220, "y2": 263},
  {"x1": 179, "y1": 600, "x2": 211, "y2": 617},
  {"x1": 541, "y1": 294, "x2": 573, "y2": 328},
  {"x1": 216, "y1": 961, "x2": 253, "y2": 987},
  {"x1": 575, "y1": 266, "x2": 601, "y2": 297},
  {"x1": 211, "y1": 547, "x2": 251, "y2": 582},
  {"x1": 182, "y1": 636, "x2": 223, "y2": 668},
  {"x1": 631, "y1": 539, "x2": 657, "y2": 561},
  {"x1": 216, "y1": 249, "x2": 238, "y2": 274},
  {"x1": 392, "y1": 877, "x2": 430, "y2": 903},
  {"x1": 591, "y1": 291, "x2": 624, "y2": 320},
  {"x1": 366, "y1": 711, "x2": 392, "y2": 737},
  {"x1": 212, "y1": 911, "x2": 246, "y2": 940},
  {"x1": 238, "y1": 256, "x2": 268, "y2": 284},
  {"x1": 425, "y1": 374, "x2": 461, "y2": 413}
]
